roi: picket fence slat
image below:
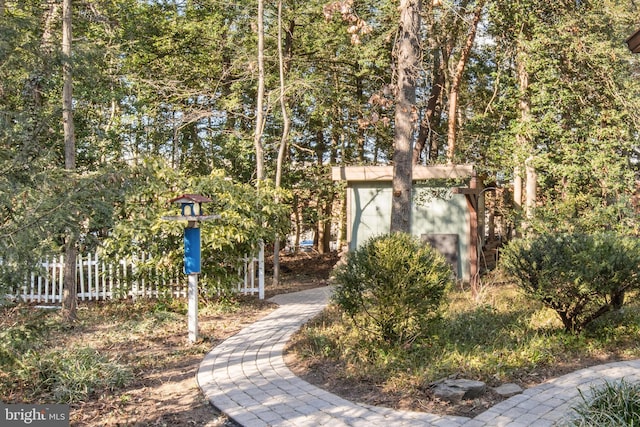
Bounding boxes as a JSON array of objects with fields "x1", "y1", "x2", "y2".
[
  {"x1": 236, "y1": 240, "x2": 265, "y2": 299},
  {"x1": 10, "y1": 248, "x2": 265, "y2": 303}
]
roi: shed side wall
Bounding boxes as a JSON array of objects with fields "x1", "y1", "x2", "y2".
[{"x1": 348, "y1": 182, "x2": 470, "y2": 281}]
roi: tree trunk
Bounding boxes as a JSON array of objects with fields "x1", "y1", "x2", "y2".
[
  {"x1": 272, "y1": 0, "x2": 292, "y2": 286},
  {"x1": 337, "y1": 193, "x2": 346, "y2": 251},
  {"x1": 513, "y1": 168, "x2": 523, "y2": 208},
  {"x1": 317, "y1": 193, "x2": 334, "y2": 254},
  {"x1": 413, "y1": 50, "x2": 444, "y2": 165},
  {"x1": 445, "y1": 1, "x2": 484, "y2": 163},
  {"x1": 275, "y1": 0, "x2": 291, "y2": 189},
  {"x1": 291, "y1": 193, "x2": 301, "y2": 252},
  {"x1": 62, "y1": 0, "x2": 77, "y2": 322},
  {"x1": 515, "y1": 40, "x2": 533, "y2": 235},
  {"x1": 254, "y1": 0, "x2": 266, "y2": 182},
  {"x1": 42, "y1": 1, "x2": 60, "y2": 55},
  {"x1": 390, "y1": 0, "x2": 421, "y2": 234},
  {"x1": 525, "y1": 156, "x2": 537, "y2": 226},
  {"x1": 317, "y1": 201, "x2": 326, "y2": 254}
]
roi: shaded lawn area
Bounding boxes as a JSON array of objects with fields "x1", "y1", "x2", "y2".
[
  {"x1": 0, "y1": 252, "x2": 338, "y2": 426},
  {"x1": 286, "y1": 281, "x2": 640, "y2": 418},
  {"x1": 1, "y1": 296, "x2": 275, "y2": 426}
]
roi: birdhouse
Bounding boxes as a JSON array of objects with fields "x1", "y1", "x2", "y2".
[
  {"x1": 162, "y1": 193, "x2": 219, "y2": 343},
  {"x1": 169, "y1": 194, "x2": 213, "y2": 218}
]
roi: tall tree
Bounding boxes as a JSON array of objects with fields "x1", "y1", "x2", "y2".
[
  {"x1": 61, "y1": 0, "x2": 77, "y2": 321},
  {"x1": 272, "y1": 0, "x2": 293, "y2": 285},
  {"x1": 445, "y1": 0, "x2": 485, "y2": 163},
  {"x1": 390, "y1": 0, "x2": 421, "y2": 233},
  {"x1": 413, "y1": 47, "x2": 444, "y2": 165},
  {"x1": 514, "y1": 20, "x2": 532, "y2": 233},
  {"x1": 487, "y1": 0, "x2": 640, "y2": 234},
  {"x1": 254, "y1": 0, "x2": 266, "y2": 183}
]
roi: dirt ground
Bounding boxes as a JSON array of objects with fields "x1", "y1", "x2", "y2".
[
  {"x1": 9, "y1": 250, "x2": 633, "y2": 425},
  {"x1": 71, "y1": 251, "x2": 339, "y2": 426},
  {"x1": 70, "y1": 250, "x2": 624, "y2": 424}
]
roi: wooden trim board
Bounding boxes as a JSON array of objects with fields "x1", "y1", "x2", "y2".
[{"x1": 331, "y1": 165, "x2": 474, "y2": 182}]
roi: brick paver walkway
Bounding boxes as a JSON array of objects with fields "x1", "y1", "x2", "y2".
[{"x1": 197, "y1": 287, "x2": 640, "y2": 426}]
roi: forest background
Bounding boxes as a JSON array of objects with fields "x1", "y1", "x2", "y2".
[{"x1": 1, "y1": 0, "x2": 640, "y2": 315}]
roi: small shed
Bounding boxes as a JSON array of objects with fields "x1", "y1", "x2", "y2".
[{"x1": 332, "y1": 164, "x2": 478, "y2": 282}]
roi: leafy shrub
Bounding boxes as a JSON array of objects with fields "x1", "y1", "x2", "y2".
[
  {"x1": 566, "y1": 379, "x2": 640, "y2": 426},
  {"x1": 0, "y1": 307, "x2": 53, "y2": 368},
  {"x1": 500, "y1": 233, "x2": 640, "y2": 333},
  {"x1": 332, "y1": 233, "x2": 453, "y2": 346},
  {"x1": 288, "y1": 282, "x2": 640, "y2": 397},
  {"x1": 102, "y1": 158, "x2": 291, "y2": 297}
]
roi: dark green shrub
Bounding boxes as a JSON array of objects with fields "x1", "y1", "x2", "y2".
[
  {"x1": 332, "y1": 233, "x2": 453, "y2": 346},
  {"x1": 500, "y1": 233, "x2": 640, "y2": 333}
]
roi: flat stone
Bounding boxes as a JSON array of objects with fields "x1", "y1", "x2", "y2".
[
  {"x1": 431, "y1": 379, "x2": 487, "y2": 402},
  {"x1": 494, "y1": 383, "x2": 524, "y2": 397}
]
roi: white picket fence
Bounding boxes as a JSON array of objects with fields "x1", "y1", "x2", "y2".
[
  {"x1": 10, "y1": 246, "x2": 265, "y2": 303},
  {"x1": 238, "y1": 241, "x2": 265, "y2": 299}
]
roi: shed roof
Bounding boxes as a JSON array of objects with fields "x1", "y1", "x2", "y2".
[{"x1": 331, "y1": 164, "x2": 474, "y2": 182}]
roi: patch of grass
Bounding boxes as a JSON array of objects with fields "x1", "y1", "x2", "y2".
[
  {"x1": 200, "y1": 295, "x2": 241, "y2": 315},
  {"x1": 0, "y1": 296, "x2": 268, "y2": 406},
  {"x1": 564, "y1": 379, "x2": 640, "y2": 426},
  {"x1": 288, "y1": 284, "x2": 640, "y2": 391},
  {"x1": 27, "y1": 347, "x2": 133, "y2": 403},
  {"x1": 293, "y1": 307, "x2": 342, "y2": 359}
]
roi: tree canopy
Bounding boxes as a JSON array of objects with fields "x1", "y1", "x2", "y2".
[{"x1": 1, "y1": 0, "x2": 639, "y2": 293}]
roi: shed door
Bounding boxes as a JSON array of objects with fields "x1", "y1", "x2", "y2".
[{"x1": 422, "y1": 234, "x2": 459, "y2": 278}]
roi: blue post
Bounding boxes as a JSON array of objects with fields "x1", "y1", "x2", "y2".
[
  {"x1": 184, "y1": 227, "x2": 201, "y2": 274},
  {"x1": 184, "y1": 226, "x2": 201, "y2": 342},
  {"x1": 164, "y1": 194, "x2": 216, "y2": 343}
]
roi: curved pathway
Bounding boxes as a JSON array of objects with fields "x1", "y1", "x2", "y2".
[{"x1": 197, "y1": 287, "x2": 640, "y2": 427}]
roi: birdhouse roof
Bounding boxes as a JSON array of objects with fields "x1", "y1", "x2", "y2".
[{"x1": 169, "y1": 194, "x2": 213, "y2": 204}]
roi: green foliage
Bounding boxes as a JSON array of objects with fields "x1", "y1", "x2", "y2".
[
  {"x1": 1, "y1": 297, "x2": 273, "y2": 407},
  {"x1": 530, "y1": 194, "x2": 639, "y2": 236},
  {"x1": 0, "y1": 165, "x2": 132, "y2": 297},
  {"x1": 500, "y1": 233, "x2": 640, "y2": 333},
  {"x1": 289, "y1": 284, "x2": 640, "y2": 398},
  {"x1": 2, "y1": 0, "x2": 639, "y2": 304},
  {"x1": 566, "y1": 380, "x2": 640, "y2": 427},
  {"x1": 1, "y1": 306, "x2": 130, "y2": 403},
  {"x1": 0, "y1": 308, "x2": 50, "y2": 368},
  {"x1": 0, "y1": 2, "x2": 135, "y2": 295},
  {"x1": 484, "y1": 1, "x2": 640, "y2": 208},
  {"x1": 103, "y1": 157, "x2": 291, "y2": 296},
  {"x1": 332, "y1": 233, "x2": 452, "y2": 346}
]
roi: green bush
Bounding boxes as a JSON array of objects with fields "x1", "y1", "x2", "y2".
[
  {"x1": 332, "y1": 233, "x2": 453, "y2": 346},
  {"x1": 566, "y1": 379, "x2": 640, "y2": 426},
  {"x1": 500, "y1": 233, "x2": 640, "y2": 333},
  {"x1": 102, "y1": 158, "x2": 291, "y2": 297}
]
